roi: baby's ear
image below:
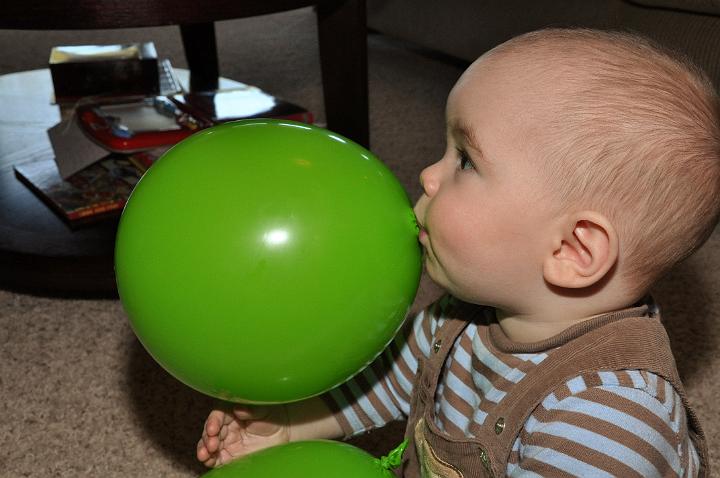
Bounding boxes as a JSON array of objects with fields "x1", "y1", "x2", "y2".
[{"x1": 543, "y1": 212, "x2": 619, "y2": 289}]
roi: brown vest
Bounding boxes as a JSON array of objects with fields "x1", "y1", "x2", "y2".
[{"x1": 401, "y1": 305, "x2": 709, "y2": 477}]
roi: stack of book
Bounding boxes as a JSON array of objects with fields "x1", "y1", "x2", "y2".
[
  {"x1": 15, "y1": 153, "x2": 154, "y2": 226},
  {"x1": 15, "y1": 53, "x2": 314, "y2": 228}
]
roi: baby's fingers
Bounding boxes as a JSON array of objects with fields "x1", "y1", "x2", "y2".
[
  {"x1": 205, "y1": 409, "x2": 230, "y2": 437},
  {"x1": 201, "y1": 409, "x2": 234, "y2": 457},
  {"x1": 197, "y1": 438, "x2": 217, "y2": 466},
  {"x1": 201, "y1": 430, "x2": 220, "y2": 454}
]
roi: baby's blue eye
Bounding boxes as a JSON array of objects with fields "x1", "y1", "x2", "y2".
[{"x1": 456, "y1": 148, "x2": 474, "y2": 171}]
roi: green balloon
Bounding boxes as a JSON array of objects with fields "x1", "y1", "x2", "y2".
[
  {"x1": 201, "y1": 440, "x2": 397, "y2": 478},
  {"x1": 115, "y1": 119, "x2": 421, "y2": 403}
]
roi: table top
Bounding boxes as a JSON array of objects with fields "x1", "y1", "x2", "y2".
[
  {"x1": 1, "y1": 0, "x2": 318, "y2": 30},
  {"x1": 0, "y1": 68, "x2": 240, "y2": 295},
  {"x1": 0, "y1": 70, "x2": 111, "y2": 257}
]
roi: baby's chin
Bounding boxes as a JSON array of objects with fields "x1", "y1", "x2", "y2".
[{"x1": 423, "y1": 261, "x2": 456, "y2": 295}]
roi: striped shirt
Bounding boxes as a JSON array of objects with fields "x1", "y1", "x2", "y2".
[{"x1": 327, "y1": 296, "x2": 700, "y2": 477}]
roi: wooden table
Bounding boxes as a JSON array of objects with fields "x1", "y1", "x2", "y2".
[
  {"x1": 2, "y1": 0, "x2": 369, "y2": 147},
  {"x1": 0, "y1": 69, "x2": 242, "y2": 295},
  {"x1": 1, "y1": 0, "x2": 369, "y2": 296}
]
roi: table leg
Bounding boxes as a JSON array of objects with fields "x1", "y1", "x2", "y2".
[
  {"x1": 317, "y1": 0, "x2": 369, "y2": 148},
  {"x1": 180, "y1": 22, "x2": 220, "y2": 92}
]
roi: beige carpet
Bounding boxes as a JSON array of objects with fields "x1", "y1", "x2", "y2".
[{"x1": 1, "y1": 8, "x2": 718, "y2": 476}]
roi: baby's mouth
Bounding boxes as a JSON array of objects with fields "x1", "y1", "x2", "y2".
[{"x1": 413, "y1": 209, "x2": 428, "y2": 242}]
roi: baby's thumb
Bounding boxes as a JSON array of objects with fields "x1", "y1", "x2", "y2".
[
  {"x1": 234, "y1": 405, "x2": 288, "y2": 436},
  {"x1": 233, "y1": 405, "x2": 269, "y2": 421}
]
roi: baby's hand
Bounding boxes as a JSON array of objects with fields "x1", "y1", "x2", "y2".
[{"x1": 196, "y1": 405, "x2": 290, "y2": 467}]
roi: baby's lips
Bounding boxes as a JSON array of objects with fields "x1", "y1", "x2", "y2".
[{"x1": 412, "y1": 214, "x2": 429, "y2": 242}]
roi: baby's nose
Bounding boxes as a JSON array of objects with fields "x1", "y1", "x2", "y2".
[{"x1": 419, "y1": 163, "x2": 440, "y2": 197}]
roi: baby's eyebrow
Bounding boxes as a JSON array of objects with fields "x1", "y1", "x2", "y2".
[{"x1": 450, "y1": 120, "x2": 485, "y2": 157}]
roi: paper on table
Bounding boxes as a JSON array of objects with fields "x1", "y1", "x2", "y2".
[
  {"x1": 49, "y1": 45, "x2": 141, "y2": 63},
  {"x1": 47, "y1": 118, "x2": 109, "y2": 179},
  {"x1": 95, "y1": 102, "x2": 182, "y2": 132}
]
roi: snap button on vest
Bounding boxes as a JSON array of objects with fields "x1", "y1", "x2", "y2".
[
  {"x1": 479, "y1": 447, "x2": 494, "y2": 476},
  {"x1": 494, "y1": 417, "x2": 505, "y2": 435}
]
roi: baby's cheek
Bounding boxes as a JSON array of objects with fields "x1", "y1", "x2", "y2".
[{"x1": 429, "y1": 205, "x2": 475, "y2": 257}]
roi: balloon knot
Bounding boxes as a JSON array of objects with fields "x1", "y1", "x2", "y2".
[
  {"x1": 376, "y1": 439, "x2": 409, "y2": 470},
  {"x1": 410, "y1": 210, "x2": 420, "y2": 235}
]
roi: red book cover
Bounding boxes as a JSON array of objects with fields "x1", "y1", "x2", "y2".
[
  {"x1": 14, "y1": 153, "x2": 154, "y2": 227},
  {"x1": 76, "y1": 85, "x2": 314, "y2": 153}
]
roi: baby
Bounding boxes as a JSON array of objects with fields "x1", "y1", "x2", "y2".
[{"x1": 198, "y1": 28, "x2": 719, "y2": 476}]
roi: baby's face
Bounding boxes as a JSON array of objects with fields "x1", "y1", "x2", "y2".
[{"x1": 413, "y1": 56, "x2": 559, "y2": 309}]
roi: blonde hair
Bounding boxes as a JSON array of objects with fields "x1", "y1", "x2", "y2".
[{"x1": 492, "y1": 29, "x2": 720, "y2": 294}]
